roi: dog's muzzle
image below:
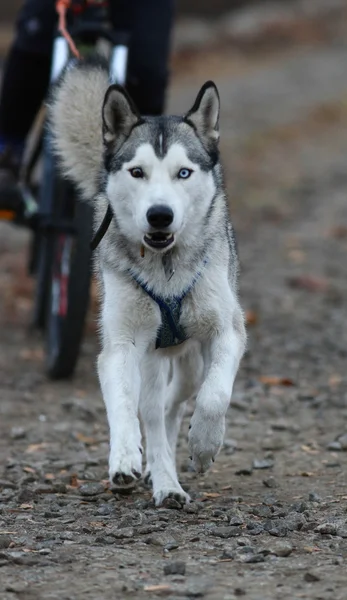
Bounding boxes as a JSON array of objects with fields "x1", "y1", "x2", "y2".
[
  {"x1": 143, "y1": 231, "x2": 175, "y2": 249},
  {"x1": 144, "y1": 204, "x2": 175, "y2": 250}
]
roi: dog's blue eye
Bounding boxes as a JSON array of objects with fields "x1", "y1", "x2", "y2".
[
  {"x1": 129, "y1": 167, "x2": 144, "y2": 178},
  {"x1": 178, "y1": 168, "x2": 192, "y2": 179}
]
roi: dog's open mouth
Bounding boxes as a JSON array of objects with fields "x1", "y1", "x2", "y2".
[{"x1": 144, "y1": 232, "x2": 175, "y2": 250}]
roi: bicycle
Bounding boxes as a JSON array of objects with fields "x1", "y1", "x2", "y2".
[{"x1": 19, "y1": 0, "x2": 129, "y2": 378}]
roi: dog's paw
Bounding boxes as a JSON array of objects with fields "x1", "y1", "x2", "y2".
[
  {"x1": 109, "y1": 446, "x2": 143, "y2": 489},
  {"x1": 188, "y1": 410, "x2": 225, "y2": 473},
  {"x1": 143, "y1": 470, "x2": 152, "y2": 488},
  {"x1": 153, "y1": 487, "x2": 190, "y2": 508}
]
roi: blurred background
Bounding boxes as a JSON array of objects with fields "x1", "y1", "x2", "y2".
[{"x1": 1, "y1": 3, "x2": 347, "y2": 595}]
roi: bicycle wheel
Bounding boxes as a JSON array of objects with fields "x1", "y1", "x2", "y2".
[{"x1": 45, "y1": 180, "x2": 93, "y2": 379}]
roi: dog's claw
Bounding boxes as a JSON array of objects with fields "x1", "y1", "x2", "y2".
[
  {"x1": 144, "y1": 472, "x2": 152, "y2": 487},
  {"x1": 112, "y1": 470, "x2": 140, "y2": 489},
  {"x1": 154, "y1": 489, "x2": 190, "y2": 508}
]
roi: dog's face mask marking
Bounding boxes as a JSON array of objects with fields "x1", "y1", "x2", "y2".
[{"x1": 102, "y1": 82, "x2": 220, "y2": 252}]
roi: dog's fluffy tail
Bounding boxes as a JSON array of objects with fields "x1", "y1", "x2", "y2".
[{"x1": 49, "y1": 61, "x2": 109, "y2": 201}]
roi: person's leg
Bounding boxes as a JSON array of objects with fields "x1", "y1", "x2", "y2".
[
  {"x1": 109, "y1": 0, "x2": 174, "y2": 116},
  {"x1": 0, "y1": 0, "x2": 56, "y2": 208}
]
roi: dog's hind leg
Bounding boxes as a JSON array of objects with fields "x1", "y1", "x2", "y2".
[
  {"x1": 165, "y1": 343, "x2": 204, "y2": 459},
  {"x1": 140, "y1": 354, "x2": 190, "y2": 507}
]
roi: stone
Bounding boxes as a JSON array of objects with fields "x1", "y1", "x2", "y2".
[
  {"x1": 163, "y1": 560, "x2": 186, "y2": 575},
  {"x1": 79, "y1": 483, "x2": 105, "y2": 496},
  {"x1": 209, "y1": 526, "x2": 242, "y2": 539}
]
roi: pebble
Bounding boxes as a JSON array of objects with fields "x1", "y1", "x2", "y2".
[
  {"x1": 264, "y1": 520, "x2": 287, "y2": 537},
  {"x1": 97, "y1": 504, "x2": 113, "y2": 516},
  {"x1": 112, "y1": 527, "x2": 134, "y2": 539},
  {"x1": 179, "y1": 577, "x2": 210, "y2": 597},
  {"x1": 209, "y1": 526, "x2": 242, "y2": 539},
  {"x1": 235, "y1": 467, "x2": 253, "y2": 476},
  {"x1": 262, "y1": 477, "x2": 279, "y2": 489},
  {"x1": 235, "y1": 588, "x2": 246, "y2": 596},
  {"x1": 237, "y1": 537, "x2": 251, "y2": 546},
  {"x1": 327, "y1": 441, "x2": 342, "y2": 451},
  {"x1": 261, "y1": 438, "x2": 285, "y2": 451},
  {"x1": 137, "y1": 523, "x2": 167, "y2": 535},
  {"x1": 79, "y1": 483, "x2": 105, "y2": 497},
  {"x1": 183, "y1": 502, "x2": 200, "y2": 514},
  {"x1": 96, "y1": 535, "x2": 116, "y2": 545},
  {"x1": 315, "y1": 523, "x2": 337, "y2": 535},
  {"x1": 337, "y1": 433, "x2": 347, "y2": 450},
  {"x1": 268, "y1": 541, "x2": 293, "y2": 557},
  {"x1": 304, "y1": 572, "x2": 320, "y2": 582},
  {"x1": 253, "y1": 459, "x2": 274, "y2": 470},
  {"x1": 163, "y1": 560, "x2": 186, "y2": 575},
  {"x1": 283, "y1": 512, "x2": 306, "y2": 531},
  {"x1": 337, "y1": 527, "x2": 347, "y2": 538},
  {"x1": 0, "y1": 535, "x2": 12, "y2": 549},
  {"x1": 118, "y1": 511, "x2": 144, "y2": 528},
  {"x1": 10, "y1": 427, "x2": 27, "y2": 440},
  {"x1": 145, "y1": 534, "x2": 179, "y2": 549},
  {"x1": 228, "y1": 510, "x2": 244, "y2": 526},
  {"x1": 308, "y1": 491, "x2": 321, "y2": 502},
  {"x1": 17, "y1": 488, "x2": 35, "y2": 503},
  {"x1": 239, "y1": 553, "x2": 265, "y2": 563}
]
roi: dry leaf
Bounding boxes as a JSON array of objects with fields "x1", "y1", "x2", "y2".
[
  {"x1": 144, "y1": 585, "x2": 172, "y2": 593},
  {"x1": 44, "y1": 473, "x2": 55, "y2": 480},
  {"x1": 303, "y1": 546, "x2": 320, "y2": 553},
  {"x1": 0, "y1": 531, "x2": 17, "y2": 534},
  {"x1": 19, "y1": 348, "x2": 44, "y2": 361},
  {"x1": 330, "y1": 225, "x2": 347, "y2": 239},
  {"x1": 22, "y1": 466, "x2": 36, "y2": 473},
  {"x1": 287, "y1": 275, "x2": 329, "y2": 292},
  {"x1": 25, "y1": 443, "x2": 48, "y2": 454},
  {"x1": 246, "y1": 310, "x2": 258, "y2": 326},
  {"x1": 287, "y1": 249, "x2": 306, "y2": 264},
  {"x1": 259, "y1": 376, "x2": 294, "y2": 386},
  {"x1": 301, "y1": 445, "x2": 319, "y2": 455},
  {"x1": 74, "y1": 432, "x2": 98, "y2": 445},
  {"x1": 70, "y1": 474, "x2": 79, "y2": 488},
  {"x1": 19, "y1": 503, "x2": 33, "y2": 510},
  {"x1": 329, "y1": 374, "x2": 342, "y2": 388},
  {"x1": 202, "y1": 492, "x2": 221, "y2": 498}
]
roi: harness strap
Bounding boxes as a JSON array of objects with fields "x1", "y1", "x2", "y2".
[
  {"x1": 90, "y1": 204, "x2": 113, "y2": 250},
  {"x1": 130, "y1": 262, "x2": 207, "y2": 349}
]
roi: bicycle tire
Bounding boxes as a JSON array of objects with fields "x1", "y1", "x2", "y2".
[{"x1": 45, "y1": 187, "x2": 94, "y2": 379}]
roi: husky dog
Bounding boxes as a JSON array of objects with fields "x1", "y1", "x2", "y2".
[{"x1": 50, "y1": 61, "x2": 246, "y2": 506}]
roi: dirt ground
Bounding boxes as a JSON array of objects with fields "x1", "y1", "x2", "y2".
[{"x1": 1, "y1": 6, "x2": 347, "y2": 600}]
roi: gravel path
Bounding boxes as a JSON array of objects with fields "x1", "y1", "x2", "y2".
[{"x1": 1, "y1": 11, "x2": 347, "y2": 599}]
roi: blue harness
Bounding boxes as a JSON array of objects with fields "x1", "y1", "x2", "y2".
[
  {"x1": 89, "y1": 204, "x2": 207, "y2": 349},
  {"x1": 130, "y1": 265, "x2": 206, "y2": 349}
]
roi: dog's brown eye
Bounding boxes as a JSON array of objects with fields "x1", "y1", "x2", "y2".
[{"x1": 129, "y1": 167, "x2": 144, "y2": 178}]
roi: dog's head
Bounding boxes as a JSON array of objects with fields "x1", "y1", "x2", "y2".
[{"x1": 102, "y1": 81, "x2": 220, "y2": 252}]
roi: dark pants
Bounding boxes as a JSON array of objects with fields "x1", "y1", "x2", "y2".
[{"x1": 0, "y1": 0, "x2": 174, "y2": 141}]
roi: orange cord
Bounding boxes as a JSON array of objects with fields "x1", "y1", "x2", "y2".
[{"x1": 55, "y1": 0, "x2": 81, "y2": 59}]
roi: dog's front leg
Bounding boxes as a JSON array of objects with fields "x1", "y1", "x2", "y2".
[
  {"x1": 189, "y1": 309, "x2": 246, "y2": 473},
  {"x1": 140, "y1": 354, "x2": 190, "y2": 507},
  {"x1": 98, "y1": 342, "x2": 143, "y2": 489}
]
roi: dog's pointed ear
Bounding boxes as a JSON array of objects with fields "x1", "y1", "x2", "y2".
[
  {"x1": 102, "y1": 84, "x2": 142, "y2": 147},
  {"x1": 184, "y1": 81, "x2": 220, "y2": 146}
]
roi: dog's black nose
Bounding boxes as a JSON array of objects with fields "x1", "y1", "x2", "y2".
[{"x1": 146, "y1": 205, "x2": 174, "y2": 228}]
